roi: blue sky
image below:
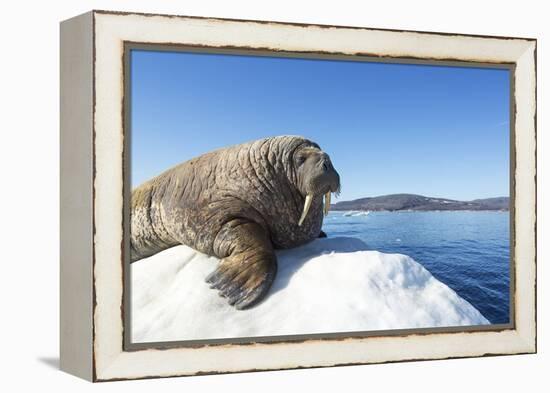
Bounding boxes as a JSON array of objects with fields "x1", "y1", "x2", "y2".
[{"x1": 130, "y1": 49, "x2": 510, "y2": 202}]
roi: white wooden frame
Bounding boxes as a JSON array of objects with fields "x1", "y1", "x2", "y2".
[{"x1": 60, "y1": 10, "x2": 537, "y2": 381}]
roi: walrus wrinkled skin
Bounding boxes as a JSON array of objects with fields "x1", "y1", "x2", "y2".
[{"x1": 130, "y1": 136, "x2": 341, "y2": 309}]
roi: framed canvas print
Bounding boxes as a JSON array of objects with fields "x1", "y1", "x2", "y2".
[{"x1": 60, "y1": 10, "x2": 537, "y2": 381}]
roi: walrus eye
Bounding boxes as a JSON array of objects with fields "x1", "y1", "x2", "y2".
[{"x1": 295, "y1": 155, "x2": 306, "y2": 166}]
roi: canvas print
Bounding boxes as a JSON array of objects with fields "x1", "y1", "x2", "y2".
[{"x1": 127, "y1": 48, "x2": 510, "y2": 344}]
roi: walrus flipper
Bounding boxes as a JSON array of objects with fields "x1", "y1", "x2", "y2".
[{"x1": 207, "y1": 221, "x2": 277, "y2": 310}]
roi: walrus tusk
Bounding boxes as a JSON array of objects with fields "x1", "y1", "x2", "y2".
[
  {"x1": 298, "y1": 194, "x2": 313, "y2": 226},
  {"x1": 324, "y1": 191, "x2": 331, "y2": 216}
]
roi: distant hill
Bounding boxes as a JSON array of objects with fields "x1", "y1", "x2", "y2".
[{"x1": 331, "y1": 194, "x2": 509, "y2": 211}]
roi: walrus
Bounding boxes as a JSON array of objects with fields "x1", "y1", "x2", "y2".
[{"x1": 130, "y1": 136, "x2": 341, "y2": 309}]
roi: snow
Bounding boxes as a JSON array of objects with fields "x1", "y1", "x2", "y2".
[{"x1": 131, "y1": 237, "x2": 489, "y2": 343}]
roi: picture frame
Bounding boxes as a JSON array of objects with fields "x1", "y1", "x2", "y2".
[{"x1": 60, "y1": 10, "x2": 537, "y2": 381}]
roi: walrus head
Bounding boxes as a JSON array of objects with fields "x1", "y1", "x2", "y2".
[{"x1": 293, "y1": 144, "x2": 341, "y2": 226}]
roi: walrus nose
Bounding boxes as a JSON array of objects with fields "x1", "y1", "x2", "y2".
[{"x1": 321, "y1": 155, "x2": 333, "y2": 172}]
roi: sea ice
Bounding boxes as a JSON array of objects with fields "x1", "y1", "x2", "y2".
[
  {"x1": 131, "y1": 237, "x2": 489, "y2": 343},
  {"x1": 342, "y1": 210, "x2": 370, "y2": 217}
]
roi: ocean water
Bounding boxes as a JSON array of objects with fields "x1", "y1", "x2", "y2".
[{"x1": 322, "y1": 210, "x2": 510, "y2": 324}]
